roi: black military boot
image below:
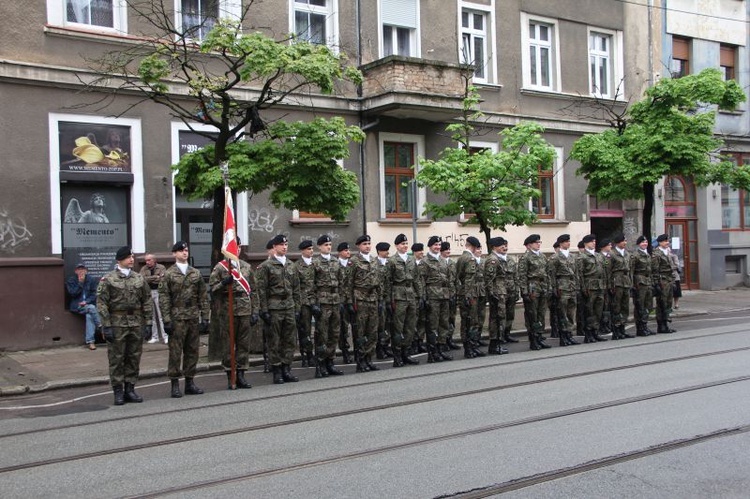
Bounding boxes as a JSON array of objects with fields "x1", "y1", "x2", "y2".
[
  {"x1": 355, "y1": 351, "x2": 368, "y2": 372},
  {"x1": 488, "y1": 339, "x2": 499, "y2": 354},
  {"x1": 583, "y1": 329, "x2": 595, "y2": 343},
  {"x1": 402, "y1": 350, "x2": 420, "y2": 365},
  {"x1": 438, "y1": 344, "x2": 453, "y2": 361},
  {"x1": 427, "y1": 343, "x2": 442, "y2": 363},
  {"x1": 463, "y1": 341, "x2": 476, "y2": 358},
  {"x1": 170, "y1": 378, "x2": 183, "y2": 398},
  {"x1": 503, "y1": 326, "x2": 519, "y2": 343},
  {"x1": 536, "y1": 334, "x2": 551, "y2": 349},
  {"x1": 383, "y1": 344, "x2": 394, "y2": 358},
  {"x1": 375, "y1": 343, "x2": 385, "y2": 360},
  {"x1": 272, "y1": 365, "x2": 284, "y2": 384},
  {"x1": 392, "y1": 347, "x2": 404, "y2": 368},
  {"x1": 185, "y1": 377, "x2": 205, "y2": 394},
  {"x1": 366, "y1": 354, "x2": 380, "y2": 371},
  {"x1": 417, "y1": 338, "x2": 427, "y2": 353},
  {"x1": 113, "y1": 385, "x2": 125, "y2": 406},
  {"x1": 565, "y1": 331, "x2": 580, "y2": 345},
  {"x1": 620, "y1": 324, "x2": 634, "y2": 338},
  {"x1": 123, "y1": 382, "x2": 143, "y2": 403},
  {"x1": 326, "y1": 358, "x2": 344, "y2": 375},
  {"x1": 558, "y1": 333, "x2": 568, "y2": 347},
  {"x1": 446, "y1": 336, "x2": 461, "y2": 350},
  {"x1": 528, "y1": 331, "x2": 542, "y2": 350},
  {"x1": 341, "y1": 348, "x2": 351, "y2": 365},
  {"x1": 235, "y1": 371, "x2": 251, "y2": 389},
  {"x1": 593, "y1": 330, "x2": 609, "y2": 342},
  {"x1": 282, "y1": 364, "x2": 299, "y2": 382},
  {"x1": 314, "y1": 360, "x2": 325, "y2": 378},
  {"x1": 300, "y1": 351, "x2": 309, "y2": 367}
]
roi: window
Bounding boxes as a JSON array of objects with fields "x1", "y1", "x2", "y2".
[
  {"x1": 380, "y1": 0, "x2": 419, "y2": 57},
  {"x1": 292, "y1": 0, "x2": 338, "y2": 48},
  {"x1": 48, "y1": 0, "x2": 127, "y2": 33},
  {"x1": 384, "y1": 142, "x2": 415, "y2": 218},
  {"x1": 671, "y1": 37, "x2": 690, "y2": 78},
  {"x1": 176, "y1": 0, "x2": 241, "y2": 41},
  {"x1": 521, "y1": 14, "x2": 558, "y2": 91},
  {"x1": 460, "y1": 8, "x2": 489, "y2": 82},
  {"x1": 720, "y1": 44, "x2": 736, "y2": 81},
  {"x1": 530, "y1": 165, "x2": 554, "y2": 219},
  {"x1": 722, "y1": 157, "x2": 750, "y2": 229},
  {"x1": 589, "y1": 32, "x2": 611, "y2": 97}
]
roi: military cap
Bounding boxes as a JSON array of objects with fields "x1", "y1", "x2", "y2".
[
  {"x1": 394, "y1": 233, "x2": 408, "y2": 245},
  {"x1": 613, "y1": 233, "x2": 626, "y2": 244},
  {"x1": 298, "y1": 240, "x2": 313, "y2": 250},
  {"x1": 656, "y1": 233, "x2": 669, "y2": 243},
  {"x1": 337, "y1": 242, "x2": 350, "y2": 252},
  {"x1": 266, "y1": 239, "x2": 274, "y2": 250},
  {"x1": 466, "y1": 236, "x2": 481, "y2": 248},
  {"x1": 556, "y1": 234, "x2": 570, "y2": 244},
  {"x1": 598, "y1": 238, "x2": 612, "y2": 249},
  {"x1": 376, "y1": 242, "x2": 390, "y2": 252},
  {"x1": 582, "y1": 234, "x2": 597, "y2": 244},
  {"x1": 271, "y1": 234, "x2": 288, "y2": 246},
  {"x1": 317, "y1": 235, "x2": 332, "y2": 245},
  {"x1": 75, "y1": 262, "x2": 87, "y2": 269},
  {"x1": 523, "y1": 234, "x2": 541, "y2": 245},
  {"x1": 440, "y1": 241, "x2": 451, "y2": 252},
  {"x1": 636, "y1": 235, "x2": 648, "y2": 245},
  {"x1": 172, "y1": 240, "x2": 188, "y2": 252},
  {"x1": 411, "y1": 243, "x2": 424, "y2": 252},
  {"x1": 115, "y1": 246, "x2": 132, "y2": 261},
  {"x1": 427, "y1": 235, "x2": 442, "y2": 247},
  {"x1": 577, "y1": 240, "x2": 585, "y2": 249},
  {"x1": 553, "y1": 241, "x2": 560, "y2": 249},
  {"x1": 489, "y1": 237, "x2": 505, "y2": 247},
  {"x1": 355, "y1": 234, "x2": 371, "y2": 245}
]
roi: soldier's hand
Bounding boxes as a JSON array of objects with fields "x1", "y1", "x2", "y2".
[
  {"x1": 449, "y1": 296, "x2": 456, "y2": 308},
  {"x1": 311, "y1": 304, "x2": 322, "y2": 319},
  {"x1": 521, "y1": 294, "x2": 530, "y2": 302},
  {"x1": 199, "y1": 319, "x2": 209, "y2": 334},
  {"x1": 250, "y1": 313, "x2": 260, "y2": 326},
  {"x1": 378, "y1": 301, "x2": 384, "y2": 314},
  {"x1": 418, "y1": 297, "x2": 427, "y2": 310},
  {"x1": 102, "y1": 326, "x2": 114, "y2": 343},
  {"x1": 295, "y1": 312, "x2": 301, "y2": 323},
  {"x1": 142, "y1": 324, "x2": 152, "y2": 341},
  {"x1": 346, "y1": 303, "x2": 356, "y2": 316},
  {"x1": 260, "y1": 311, "x2": 272, "y2": 325},
  {"x1": 221, "y1": 275, "x2": 234, "y2": 286},
  {"x1": 652, "y1": 284, "x2": 661, "y2": 297},
  {"x1": 163, "y1": 322, "x2": 173, "y2": 335}
]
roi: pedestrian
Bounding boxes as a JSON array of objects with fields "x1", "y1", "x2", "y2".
[
  {"x1": 578, "y1": 234, "x2": 608, "y2": 343},
  {"x1": 140, "y1": 253, "x2": 168, "y2": 344},
  {"x1": 546, "y1": 234, "x2": 579, "y2": 347},
  {"x1": 518, "y1": 234, "x2": 551, "y2": 350},
  {"x1": 385, "y1": 234, "x2": 422, "y2": 367},
  {"x1": 256, "y1": 234, "x2": 301, "y2": 384},
  {"x1": 652, "y1": 234, "x2": 677, "y2": 334},
  {"x1": 294, "y1": 240, "x2": 316, "y2": 367},
  {"x1": 484, "y1": 237, "x2": 510, "y2": 355},
  {"x1": 311, "y1": 235, "x2": 345, "y2": 377},
  {"x1": 609, "y1": 234, "x2": 634, "y2": 339},
  {"x1": 421, "y1": 236, "x2": 454, "y2": 362},
  {"x1": 375, "y1": 242, "x2": 393, "y2": 360},
  {"x1": 65, "y1": 262, "x2": 102, "y2": 350},
  {"x1": 630, "y1": 235, "x2": 655, "y2": 336},
  {"x1": 669, "y1": 248, "x2": 683, "y2": 309},
  {"x1": 159, "y1": 241, "x2": 210, "y2": 397},
  {"x1": 96, "y1": 246, "x2": 152, "y2": 406},
  {"x1": 455, "y1": 236, "x2": 485, "y2": 358},
  {"x1": 347, "y1": 235, "x2": 382, "y2": 372}
]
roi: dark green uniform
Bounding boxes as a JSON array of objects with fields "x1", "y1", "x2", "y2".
[
  {"x1": 256, "y1": 257, "x2": 300, "y2": 367},
  {"x1": 455, "y1": 251, "x2": 482, "y2": 345},
  {"x1": 376, "y1": 257, "x2": 392, "y2": 357},
  {"x1": 338, "y1": 258, "x2": 353, "y2": 363},
  {"x1": 499, "y1": 254, "x2": 519, "y2": 342},
  {"x1": 517, "y1": 250, "x2": 549, "y2": 349},
  {"x1": 652, "y1": 248, "x2": 676, "y2": 333},
  {"x1": 630, "y1": 248, "x2": 654, "y2": 336},
  {"x1": 346, "y1": 253, "x2": 381, "y2": 368},
  {"x1": 599, "y1": 251, "x2": 614, "y2": 335},
  {"x1": 578, "y1": 250, "x2": 607, "y2": 342},
  {"x1": 312, "y1": 254, "x2": 343, "y2": 367},
  {"x1": 385, "y1": 252, "x2": 423, "y2": 364},
  {"x1": 294, "y1": 257, "x2": 316, "y2": 365},
  {"x1": 547, "y1": 250, "x2": 579, "y2": 345},
  {"x1": 421, "y1": 252, "x2": 454, "y2": 361},
  {"x1": 484, "y1": 251, "x2": 508, "y2": 353},
  {"x1": 609, "y1": 248, "x2": 632, "y2": 339}
]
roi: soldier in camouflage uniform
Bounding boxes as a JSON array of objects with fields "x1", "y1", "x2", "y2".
[
  {"x1": 311, "y1": 235, "x2": 344, "y2": 377},
  {"x1": 455, "y1": 236, "x2": 485, "y2": 358},
  {"x1": 337, "y1": 242, "x2": 353, "y2": 364},
  {"x1": 631, "y1": 235, "x2": 655, "y2": 336},
  {"x1": 256, "y1": 234, "x2": 301, "y2": 384},
  {"x1": 97, "y1": 246, "x2": 152, "y2": 406},
  {"x1": 598, "y1": 239, "x2": 614, "y2": 337},
  {"x1": 385, "y1": 234, "x2": 422, "y2": 367},
  {"x1": 546, "y1": 234, "x2": 580, "y2": 347},
  {"x1": 421, "y1": 236, "x2": 454, "y2": 362},
  {"x1": 159, "y1": 241, "x2": 210, "y2": 397},
  {"x1": 294, "y1": 240, "x2": 316, "y2": 367},
  {"x1": 375, "y1": 242, "x2": 393, "y2": 360},
  {"x1": 577, "y1": 234, "x2": 609, "y2": 343},
  {"x1": 609, "y1": 234, "x2": 634, "y2": 340},
  {"x1": 496, "y1": 238, "x2": 520, "y2": 345},
  {"x1": 652, "y1": 233, "x2": 677, "y2": 334},
  {"x1": 346, "y1": 235, "x2": 382, "y2": 372},
  {"x1": 441, "y1": 242, "x2": 460, "y2": 350},
  {"x1": 412, "y1": 242, "x2": 428, "y2": 355},
  {"x1": 484, "y1": 236, "x2": 510, "y2": 355},
  {"x1": 547, "y1": 241, "x2": 561, "y2": 340},
  {"x1": 575, "y1": 239, "x2": 587, "y2": 337},
  {"x1": 210, "y1": 246, "x2": 259, "y2": 389},
  {"x1": 517, "y1": 234, "x2": 551, "y2": 350}
]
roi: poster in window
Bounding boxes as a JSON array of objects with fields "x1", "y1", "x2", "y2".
[{"x1": 58, "y1": 122, "x2": 131, "y2": 173}]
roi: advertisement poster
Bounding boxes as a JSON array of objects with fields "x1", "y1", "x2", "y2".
[
  {"x1": 61, "y1": 185, "x2": 129, "y2": 279},
  {"x1": 58, "y1": 122, "x2": 131, "y2": 173}
]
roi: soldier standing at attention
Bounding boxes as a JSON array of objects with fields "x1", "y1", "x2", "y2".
[
  {"x1": 375, "y1": 242, "x2": 393, "y2": 360},
  {"x1": 411, "y1": 242, "x2": 428, "y2": 355},
  {"x1": 311, "y1": 235, "x2": 344, "y2": 377},
  {"x1": 257, "y1": 234, "x2": 301, "y2": 384},
  {"x1": 455, "y1": 236, "x2": 484, "y2": 358},
  {"x1": 578, "y1": 234, "x2": 608, "y2": 343},
  {"x1": 575, "y1": 239, "x2": 587, "y2": 338},
  {"x1": 347, "y1": 235, "x2": 382, "y2": 372},
  {"x1": 421, "y1": 236, "x2": 454, "y2": 362},
  {"x1": 97, "y1": 246, "x2": 152, "y2": 406},
  {"x1": 484, "y1": 236, "x2": 510, "y2": 355},
  {"x1": 609, "y1": 234, "x2": 634, "y2": 340},
  {"x1": 140, "y1": 253, "x2": 168, "y2": 344},
  {"x1": 517, "y1": 234, "x2": 551, "y2": 350},
  {"x1": 441, "y1": 241, "x2": 460, "y2": 350},
  {"x1": 652, "y1": 233, "x2": 677, "y2": 334},
  {"x1": 160, "y1": 241, "x2": 210, "y2": 397},
  {"x1": 546, "y1": 234, "x2": 579, "y2": 347},
  {"x1": 631, "y1": 235, "x2": 655, "y2": 336},
  {"x1": 547, "y1": 240, "x2": 561, "y2": 340},
  {"x1": 209, "y1": 242, "x2": 258, "y2": 389},
  {"x1": 598, "y1": 239, "x2": 614, "y2": 337},
  {"x1": 386, "y1": 234, "x2": 422, "y2": 367},
  {"x1": 294, "y1": 240, "x2": 316, "y2": 367},
  {"x1": 496, "y1": 238, "x2": 520, "y2": 345},
  {"x1": 337, "y1": 242, "x2": 353, "y2": 364}
]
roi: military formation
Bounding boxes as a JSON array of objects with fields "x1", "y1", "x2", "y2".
[{"x1": 96, "y1": 231, "x2": 680, "y2": 405}]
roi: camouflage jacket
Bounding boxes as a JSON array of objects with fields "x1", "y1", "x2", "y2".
[
  {"x1": 377, "y1": 258, "x2": 389, "y2": 302},
  {"x1": 609, "y1": 249, "x2": 632, "y2": 288},
  {"x1": 630, "y1": 249, "x2": 653, "y2": 287},
  {"x1": 139, "y1": 263, "x2": 166, "y2": 290},
  {"x1": 484, "y1": 252, "x2": 507, "y2": 299},
  {"x1": 421, "y1": 252, "x2": 453, "y2": 300},
  {"x1": 601, "y1": 252, "x2": 613, "y2": 289},
  {"x1": 577, "y1": 250, "x2": 606, "y2": 291},
  {"x1": 96, "y1": 268, "x2": 152, "y2": 328},
  {"x1": 294, "y1": 258, "x2": 316, "y2": 306},
  {"x1": 385, "y1": 253, "x2": 423, "y2": 302},
  {"x1": 209, "y1": 260, "x2": 258, "y2": 316},
  {"x1": 312, "y1": 255, "x2": 343, "y2": 305},
  {"x1": 498, "y1": 255, "x2": 518, "y2": 298},
  {"x1": 159, "y1": 264, "x2": 209, "y2": 322},
  {"x1": 547, "y1": 251, "x2": 579, "y2": 293},
  {"x1": 652, "y1": 249, "x2": 676, "y2": 284},
  {"x1": 347, "y1": 253, "x2": 381, "y2": 303},
  {"x1": 256, "y1": 257, "x2": 300, "y2": 312},
  {"x1": 517, "y1": 250, "x2": 550, "y2": 296},
  {"x1": 455, "y1": 251, "x2": 483, "y2": 299}
]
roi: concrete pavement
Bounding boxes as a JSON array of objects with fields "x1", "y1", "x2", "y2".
[{"x1": 1, "y1": 287, "x2": 748, "y2": 396}]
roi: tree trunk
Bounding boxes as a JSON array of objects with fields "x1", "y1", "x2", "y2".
[{"x1": 642, "y1": 181, "x2": 655, "y2": 253}]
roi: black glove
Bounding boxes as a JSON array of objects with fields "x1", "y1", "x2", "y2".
[
  {"x1": 295, "y1": 312, "x2": 301, "y2": 323},
  {"x1": 418, "y1": 297, "x2": 427, "y2": 310},
  {"x1": 449, "y1": 296, "x2": 456, "y2": 308},
  {"x1": 199, "y1": 319, "x2": 209, "y2": 334},
  {"x1": 260, "y1": 311, "x2": 272, "y2": 325},
  {"x1": 250, "y1": 313, "x2": 259, "y2": 326},
  {"x1": 221, "y1": 275, "x2": 234, "y2": 286},
  {"x1": 142, "y1": 324, "x2": 152, "y2": 340},
  {"x1": 652, "y1": 283, "x2": 661, "y2": 297},
  {"x1": 378, "y1": 302, "x2": 384, "y2": 314},
  {"x1": 346, "y1": 303, "x2": 356, "y2": 316},
  {"x1": 489, "y1": 295, "x2": 499, "y2": 306},
  {"x1": 163, "y1": 322, "x2": 173, "y2": 335},
  {"x1": 102, "y1": 326, "x2": 114, "y2": 343},
  {"x1": 311, "y1": 304, "x2": 322, "y2": 319}
]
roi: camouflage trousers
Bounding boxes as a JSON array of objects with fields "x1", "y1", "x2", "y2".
[
  {"x1": 107, "y1": 326, "x2": 143, "y2": 386},
  {"x1": 487, "y1": 295, "x2": 506, "y2": 340},
  {"x1": 583, "y1": 289, "x2": 605, "y2": 331},
  {"x1": 426, "y1": 298, "x2": 450, "y2": 345},
  {"x1": 504, "y1": 294, "x2": 518, "y2": 335},
  {"x1": 611, "y1": 287, "x2": 630, "y2": 327},
  {"x1": 522, "y1": 293, "x2": 547, "y2": 334},
  {"x1": 298, "y1": 304, "x2": 313, "y2": 355},
  {"x1": 315, "y1": 303, "x2": 340, "y2": 362},
  {"x1": 354, "y1": 300, "x2": 378, "y2": 357},
  {"x1": 377, "y1": 303, "x2": 391, "y2": 347},
  {"x1": 654, "y1": 280, "x2": 674, "y2": 322},
  {"x1": 459, "y1": 297, "x2": 481, "y2": 341},
  {"x1": 222, "y1": 315, "x2": 251, "y2": 371},
  {"x1": 168, "y1": 318, "x2": 201, "y2": 379},
  {"x1": 391, "y1": 299, "x2": 417, "y2": 349},
  {"x1": 268, "y1": 307, "x2": 297, "y2": 366},
  {"x1": 555, "y1": 292, "x2": 577, "y2": 333},
  {"x1": 632, "y1": 285, "x2": 653, "y2": 324}
]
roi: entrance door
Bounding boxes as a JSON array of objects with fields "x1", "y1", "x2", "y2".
[{"x1": 666, "y1": 220, "x2": 698, "y2": 289}]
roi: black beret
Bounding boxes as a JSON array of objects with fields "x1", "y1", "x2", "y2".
[
  {"x1": 553, "y1": 241, "x2": 560, "y2": 249},
  {"x1": 172, "y1": 240, "x2": 188, "y2": 252},
  {"x1": 489, "y1": 237, "x2": 505, "y2": 247},
  {"x1": 523, "y1": 234, "x2": 541, "y2": 245},
  {"x1": 375, "y1": 242, "x2": 390, "y2": 252},
  {"x1": 556, "y1": 234, "x2": 570, "y2": 244},
  {"x1": 355, "y1": 234, "x2": 371, "y2": 245},
  {"x1": 636, "y1": 235, "x2": 648, "y2": 244},
  {"x1": 582, "y1": 234, "x2": 596, "y2": 244},
  {"x1": 466, "y1": 236, "x2": 481, "y2": 248},
  {"x1": 265, "y1": 239, "x2": 274, "y2": 250},
  {"x1": 298, "y1": 240, "x2": 313, "y2": 250},
  {"x1": 271, "y1": 234, "x2": 288, "y2": 246},
  {"x1": 598, "y1": 239, "x2": 611, "y2": 249},
  {"x1": 440, "y1": 241, "x2": 451, "y2": 252},
  {"x1": 75, "y1": 262, "x2": 87, "y2": 269},
  {"x1": 115, "y1": 246, "x2": 132, "y2": 261},
  {"x1": 337, "y1": 242, "x2": 350, "y2": 252},
  {"x1": 411, "y1": 243, "x2": 424, "y2": 252},
  {"x1": 656, "y1": 233, "x2": 669, "y2": 242},
  {"x1": 427, "y1": 236, "x2": 442, "y2": 247},
  {"x1": 394, "y1": 233, "x2": 408, "y2": 245},
  {"x1": 317, "y1": 235, "x2": 332, "y2": 245},
  {"x1": 613, "y1": 234, "x2": 626, "y2": 244},
  {"x1": 577, "y1": 240, "x2": 585, "y2": 249}
]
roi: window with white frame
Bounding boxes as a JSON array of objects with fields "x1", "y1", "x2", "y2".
[
  {"x1": 528, "y1": 146, "x2": 563, "y2": 220},
  {"x1": 588, "y1": 28, "x2": 623, "y2": 99},
  {"x1": 380, "y1": 0, "x2": 419, "y2": 57},
  {"x1": 379, "y1": 133, "x2": 425, "y2": 219},
  {"x1": 292, "y1": 0, "x2": 337, "y2": 48},
  {"x1": 460, "y1": 8, "x2": 489, "y2": 82},
  {"x1": 176, "y1": 0, "x2": 241, "y2": 41},
  {"x1": 48, "y1": 0, "x2": 128, "y2": 33},
  {"x1": 521, "y1": 14, "x2": 558, "y2": 91}
]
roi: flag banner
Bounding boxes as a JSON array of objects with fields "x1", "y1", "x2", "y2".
[
  {"x1": 218, "y1": 260, "x2": 251, "y2": 295},
  {"x1": 221, "y1": 186, "x2": 239, "y2": 262}
]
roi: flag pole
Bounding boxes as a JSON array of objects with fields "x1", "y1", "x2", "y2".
[{"x1": 221, "y1": 163, "x2": 237, "y2": 390}]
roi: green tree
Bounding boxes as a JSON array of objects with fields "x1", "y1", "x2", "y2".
[
  {"x1": 416, "y1": 81, "x2": 556, "y2": 248},
  {"x1": 85, "y1": 1, "x2": 363, "y2": 261},
  {"x1": 571, "y1": 68, "x2": 746, "y2": 241}
]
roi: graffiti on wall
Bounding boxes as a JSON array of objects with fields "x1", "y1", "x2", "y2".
[
  {"x1": 248, "y1": 206, "x2": 279, "y2": 233},
  {"x1": 0, "y1": 208, "x2": 32, "y2": 253}
]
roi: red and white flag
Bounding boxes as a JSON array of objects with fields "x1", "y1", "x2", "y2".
[{"x1": 221, "y1": 186, "x2": 240, "y2": 262}]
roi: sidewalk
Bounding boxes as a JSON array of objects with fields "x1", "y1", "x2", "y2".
[{"x1": 2, "y1": 287, "x2": 749, "y2": 396}]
